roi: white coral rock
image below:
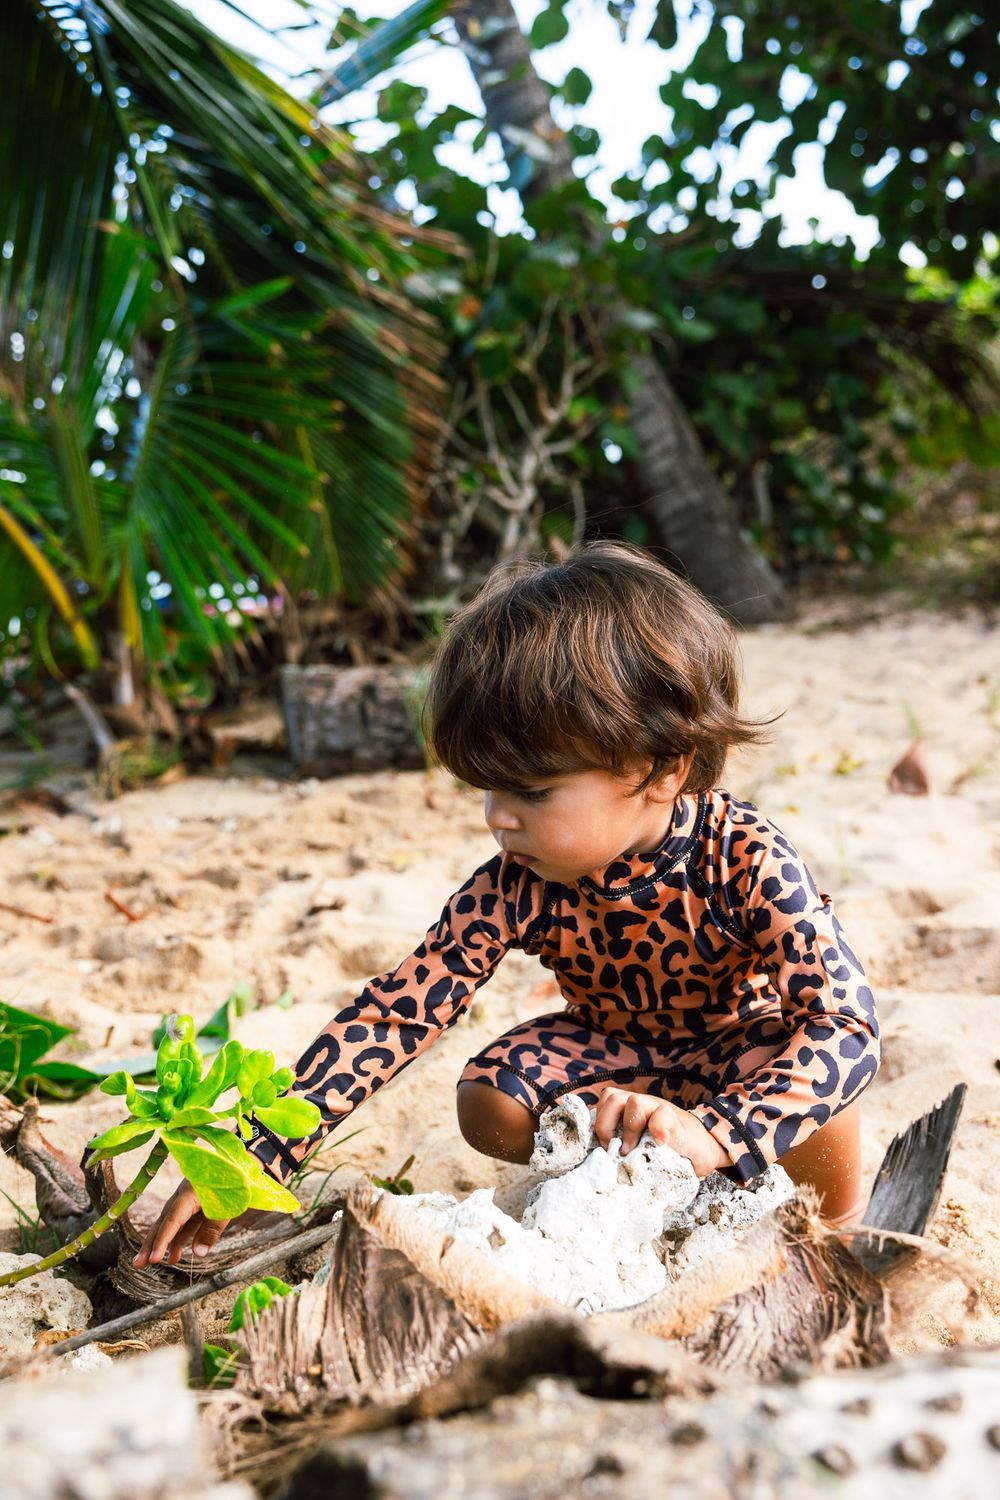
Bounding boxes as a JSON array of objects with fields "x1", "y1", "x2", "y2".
[{"x1": 0, "y1": 1252, "x2": 93, "y2": 1359}]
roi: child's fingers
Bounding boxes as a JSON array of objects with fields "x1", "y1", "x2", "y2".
[
  {"x1": 619, "y1": 1093, "x2": 656, "y2": 1156},
  {"x1": 189, "y1": 1214, "x2": 231, "y2": 1259},
  {"x1": 643, "y1": 1101, "x2": 682, "y2": 1150},
  {"x1": 592, "y1": 1087, "x2": 630, "y2": 1147},
  {"x1": 133, "y1": 1184, "x2": 199, "y2": 1266}
]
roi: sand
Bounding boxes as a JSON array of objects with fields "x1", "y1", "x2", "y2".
[{"x1": 1, "y1": 601, "x2": 998, "y2": 1352}]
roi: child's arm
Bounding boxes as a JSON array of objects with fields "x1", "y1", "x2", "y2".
[
  {"x1": 689, "y1": 832, "x2": 880, "y2": 1183},
  {"x1": 135, "y1": 854, "x2": 530, "y2": 1262},
  {"x1": 244, "y1": 852, "x2": 527, "y2": 1183}
]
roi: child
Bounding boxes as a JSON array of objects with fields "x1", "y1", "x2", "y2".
[{"x1": 136, "y1": 543, "x2": 879, "y2": 1267}]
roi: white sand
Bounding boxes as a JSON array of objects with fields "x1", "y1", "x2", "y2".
[{"x1": 1, "y1": 602, "x2": 998, "y2": 1351}]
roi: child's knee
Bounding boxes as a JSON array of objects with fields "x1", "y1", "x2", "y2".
[{"x1": 456, "y1": 1080, "x2": 536, "y2": 1163}]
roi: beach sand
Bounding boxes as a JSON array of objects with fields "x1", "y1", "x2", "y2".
[{"x1": 1, "y1": 601, "x2": 998, "y2": 1353}]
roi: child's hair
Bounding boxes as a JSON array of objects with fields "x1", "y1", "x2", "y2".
[{"x1": 424, "y1": 542, "x2": 770, "y2": 794}]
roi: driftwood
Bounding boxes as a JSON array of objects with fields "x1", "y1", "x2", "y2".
[
  {"x1": 37, "y1": 1219, "x2": 346, "y2": 1363},
  {"x1": 0, "y1": 1347, "x2": 251, "y2": 1500},
  {"x1": 281, "y1": 1345, "x2": 1000, "y2": 1500},
  {"x1": 202, "y1": 1091, "x2": 969, "y2": 1492},
  {"x1": 280, "y1": 663, "x2": 427, "y2": 773},
  {"x1": 853, "y1": 1082, "x2": 967, "y2": 1278},
  {"x1": 0, "y1": 1096, "x2": 340, "y2": 1300}
]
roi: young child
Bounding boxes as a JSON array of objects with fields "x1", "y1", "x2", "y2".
[{"x1": 136, "y1": 543, "x2": 879, "y2": 1267}]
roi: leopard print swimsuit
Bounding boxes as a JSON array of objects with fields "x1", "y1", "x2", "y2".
[{"x1": 248, "y1": 790, "x2": 880, "y2": 1185}]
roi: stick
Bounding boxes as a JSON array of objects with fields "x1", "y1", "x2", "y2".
[
  {"x1": 105, "y1": 889, "x2": 144, "y2": 922},
  {"x1": 178, "y1": 1302, "x2": 205, "y2": 1386},
  {"x1": 0, "y1": 900, "x2": 54, "y2": 924},
  {"x1": 40, "y1": 1219, "x2": 343, "y2": 1359}
]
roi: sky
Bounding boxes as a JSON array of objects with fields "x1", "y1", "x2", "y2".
[{"x1": 182, "y1": 0, "x2": 936, "y2": 261}]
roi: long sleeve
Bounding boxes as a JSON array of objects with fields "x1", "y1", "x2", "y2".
[
  {"x1": 691, "y1": 831, "x2": 880, "y2": 1183},
  {"x1": 247, "y1": 854, "x2": 524, "y2": 1182}
]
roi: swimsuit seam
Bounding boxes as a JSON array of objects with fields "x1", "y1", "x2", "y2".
[
  {"x1": 708, "y1": 1096, "x2": 769, "y2": 1174},
  {"x1": 582, "y1": 794, "x2": 708, "y2": 901},
  {"x1": 466, "y1": 1057, "x2": 561, "y2": 1113},
  {"x1": 547, "y1": 1062, "x2": 714, "y2": 1100}
]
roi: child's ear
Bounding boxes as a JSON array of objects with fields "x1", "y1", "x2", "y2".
[{"x1": 644, "y1": 753, "x2": 694, "y2": 803}]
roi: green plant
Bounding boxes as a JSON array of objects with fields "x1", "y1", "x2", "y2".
[
  {"x1": 0, "y1": 1013, "x2": 319, "y2": 1289},
  {"x1": 0, "y1": 1001, "x2": 103, "y2": 1102},
  {"x1": 202, "y1": 1273, "x2": 296, "y2": 1387},
  {"x1": 2, "y1": 0, "x2": 443, "y2": 708},
  {"x1": 373, "y1": 1153, "x2": 415, "y2": 1196},
  {"x1": 0, "y1": 1187, "x2": 57, "y2": 1259}
]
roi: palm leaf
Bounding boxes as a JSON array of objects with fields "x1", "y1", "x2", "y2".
[{"x1": 1, "y1": 0, "x2": 446, "y2": 685}]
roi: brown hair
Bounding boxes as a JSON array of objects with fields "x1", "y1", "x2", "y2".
[{"x1": 424, "y1": 542, "x2": 771, "y2": 794}]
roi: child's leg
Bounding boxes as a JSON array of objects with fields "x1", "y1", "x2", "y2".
[
  {"x1": 456, "y1": 1080, "x2": 536, "y2": 1163},
  {"x1": 456, "y1": 1009, "x2": 677, "y2": 1164},
  {"x1": 777, "y1": 1099, "x2": 866, "y2": 1226}
]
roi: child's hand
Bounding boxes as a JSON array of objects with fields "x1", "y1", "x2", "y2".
[
  {"x1": 133, "y1": 1179, "x2": 232, "y2": 1267},
  {"x1": 593, "y1": 1089, "x2": 729, "y2": 1177}
]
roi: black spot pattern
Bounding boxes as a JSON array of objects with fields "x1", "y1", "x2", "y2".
[{"x1": 246, "y1": 794, "x2": 880, "y2": 1185}]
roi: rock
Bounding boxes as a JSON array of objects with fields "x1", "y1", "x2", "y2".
[
  {"x1": 0, "y1": 1347, "x2": 252, "y2": 1499},
  {"x1": 406, "y1": 1105, "x2": 788, "y2": 1316},
  {"x1": 0, "y1": 1252, "x2": 93, "y2": 1357}
]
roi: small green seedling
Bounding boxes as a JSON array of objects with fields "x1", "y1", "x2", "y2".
[
  {"x1": 0, "y1": 1014, "x2": 319, "y2": 1290},
  {"x1": 203, "y1": 1275, "x2": 294, "y2": 1386}
]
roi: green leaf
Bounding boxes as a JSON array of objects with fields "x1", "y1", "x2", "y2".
[
  {"x1": 0, "y1": 1002, "x2": 73, "y2": 1100},
  {"x1": 164, "y1": 1138, "x2": 253, "y2": 1220},
  {"x1": 560, "y1": 67, "x2": 593, "y2": 107},
  {"x1": 184, "y1": 1040, "x2": 246, "y2": 1111},
  {"x1": 86, "y1": 1118, "x2": 159, "y2": 1162},
  {"x1": 530, "y1": 4, "x2": 570, "y2": 49},
  {"x1": 23, "y1": 1060, "x2": 104, "y2": 1101},
  {"x1": 244, "y1": 1167, "x2": 303, "y2": 1214},
  {"x1": 166, "y1": 1105, "x2": 222, "y2": 1130},
  {"x1": 203, "y1": 1341, "x2": 240, "y2": 1387},
  {"x1": 237, "y1": 1049, "x2": 275, "y2": 1098},
  {"x1": 229, "y1": 1276, "x2": 293, "y2": 1332},
  {"x1": 253, "y1": 1097, "x2": 322, "y2": 1140},
  {"x1": 648, "y1": 0, "x2": 677, "y2": 50}
]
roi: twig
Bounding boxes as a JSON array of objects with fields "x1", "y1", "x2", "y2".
[
  {"x1": 105, "y1": 889, "x2": 144, "y2": 922},
  {"x1": 0, "y1": 900, "x2": 54, "y2": 925},
  {"x1": 178, "y1": 1302, "x2": 205, "y2": 1386},
  {"x1": 36, "y1": 1219, "x2": 344, "y2": 1360},
  {"x1": 62, "y1": 682, "x2": 116, "y2": 760}
]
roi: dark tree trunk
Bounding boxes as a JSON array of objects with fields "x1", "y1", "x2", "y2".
[{"x1": 451, "y1": 0, "x2": 785, "y2": 624}]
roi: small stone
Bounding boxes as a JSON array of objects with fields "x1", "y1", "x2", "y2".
[
  {"x1": 986, "y1": 1426, "x2": 1000, "y2": 1451},
  {"x1": 841, "y1": 1397, "x2": 872, "y2": 1416},
  {"x1": 813, "y1": 1445, "x2": 856, "y2": 1477},
  {"x1": 671, "y1": 1422, "x2": 706, "y2": 1447},
  {"x1": 758, "y1": 1394, "x2": 786, "y2": 1418},
  {"x1": 587, "y1": 1451, "x2": 627, "y2": 1477},
  {"x1": 891, "y1": 1432, "x2": 947, "y2": 1471},
  {"x1": 924, "y1": 1392, "x2": 963, "y2": 1413}
]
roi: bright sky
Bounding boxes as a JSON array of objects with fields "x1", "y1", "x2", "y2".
[{"x1": 188, "y1": 0, "x2": 929, "y2": 254}]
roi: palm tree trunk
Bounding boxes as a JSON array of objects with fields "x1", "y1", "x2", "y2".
[{"x1": 451, "y1": 0, "x2": 785, "y2": 624}]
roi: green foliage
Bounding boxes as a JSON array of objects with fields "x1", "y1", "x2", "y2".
[
  {"x1": 363, "y1": 0, "x2": 997, "y2": 572},
  {"x1": 1, "y1": 0, "x2": 443, "y2": 697},
  {"x1": 373, "y1": 1152, "x2": 415, "y2": 1195},
  {"x1": 229, "y1": 1275, "x2": 294, "y2": 1331},
  {"x1": 201, "y1": 1275, "x2": 295, "y2": 1387},
  {"x1": 88, "y1": 1013, "x2": 320, "y2": 1221},
  {"x1": 0, "y1": 1001, "x2": 103, "y2": 1102}
]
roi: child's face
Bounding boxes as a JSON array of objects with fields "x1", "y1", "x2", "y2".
[{"x1": 483, "y1": 762, "x2": 690, "y2": 883}]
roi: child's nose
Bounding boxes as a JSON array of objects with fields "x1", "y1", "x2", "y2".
[{"x1": 483, "y1": 792, "x2": 521, "y2": 832}]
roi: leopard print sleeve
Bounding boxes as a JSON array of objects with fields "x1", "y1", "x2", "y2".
[
  {"x1": 245, "y1": 853, "x2": 531, "y2": 1182},
  {"x1": 690, "y1": 816, "x2": 880, "y2": 1182}
]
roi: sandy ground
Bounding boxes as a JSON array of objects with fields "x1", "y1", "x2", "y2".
[{"x1": 1, "y1": 602, "x2": 998, "y2": 1354}]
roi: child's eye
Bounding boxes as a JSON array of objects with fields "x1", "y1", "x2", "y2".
[{"x1": 520, "y1": 788, "x2": 551, "y2": 803}]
